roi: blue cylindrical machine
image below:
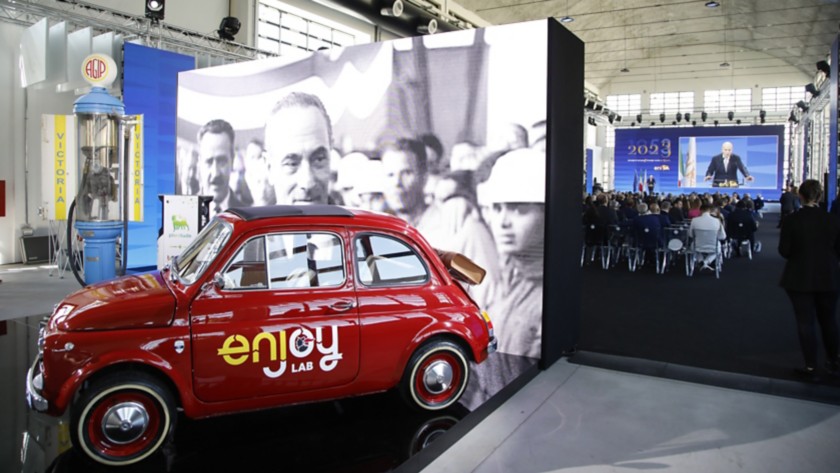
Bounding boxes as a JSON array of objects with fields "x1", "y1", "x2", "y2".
[{"x1": 73, "y1": 55, "x2": 125, "y2": 284}]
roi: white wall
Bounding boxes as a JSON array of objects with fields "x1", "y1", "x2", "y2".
[{"x1": 0, "y1": 23, "x2": 26, "y2": 264}]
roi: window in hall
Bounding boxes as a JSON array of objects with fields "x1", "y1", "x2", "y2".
[
  {"x1": 257, "y1": 1, "x2": 368, "y2": 56},
  {"x1": 606, "y1": 94, "x2": 642, "y2": 117},
  {"x1": 649, "y1": 91, "x2": 694, "y2": 115},
  {"x1": 761, "y1": 86, "x2": 807, "y2": 112},
  {"x1": 704, "y1": 88, "x2": 751, "y2": 114}
]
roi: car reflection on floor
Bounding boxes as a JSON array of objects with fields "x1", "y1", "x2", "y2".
[{"x1": 38, "y1": 393, "x2": 467, "y2": 473}]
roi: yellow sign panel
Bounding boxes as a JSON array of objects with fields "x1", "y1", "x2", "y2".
[{"x1": 54, "y1": 115, "x2": 67, "y2": 219}]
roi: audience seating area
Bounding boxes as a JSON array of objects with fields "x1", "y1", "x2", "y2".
[{"x1": 581, "y1": 218, "x2": 760, "y2": 279}]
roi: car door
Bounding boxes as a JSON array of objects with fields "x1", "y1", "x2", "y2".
[
  {"x1": 190, "y1": 226, "x2": 360, "y2": 403},
  {"x1": 351, "y1": 231, "x2": 446, "y2": 379}
]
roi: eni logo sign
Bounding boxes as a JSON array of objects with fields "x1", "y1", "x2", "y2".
[
  {"x1": 218, "y1": 326, "x2": 343, "y2": 379},
  {"x1": 81, "y1": 54, "x2": 118, "y2": 88}
]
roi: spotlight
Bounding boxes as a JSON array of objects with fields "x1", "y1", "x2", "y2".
[
  {"x1": 217, "y1": 16, "x2": 240, "y2": 41},
  {"x1": 805, "y1": 83, "x2": 819, "y2": 97},
  {"x1": 616, "y1": 114, "x2": 622, "y2": 122},
  {"x1": 816, "y1": 60, "x2": 830, "y2": 75},
  {"x1": 588, "y1": 116, "x2": 597, "y2": 126},
  {"x1": 692, "y1": 120, "x2": 697, "y2": 126},
  {"x1": 676, "y1": 112, "x2": 683, "y2": 122},
  {"x1": 417, "y1": 19, "x2": 438, "y2": 34},
  {"x1": 560, "y1": 16, "x2": 574, "y2": 23},
  {"x1": 796, "y1": 100, "x2": 809, "y2": 111},
  {"x1": 705, "y1": 1, "x2": 720, "y2": 7},
  {"x1": 701, "y1": 111, "x2": 708, "y2": 122},
  {"x1": 684, "y1": 112, "x2": 691, "y2": 122},
  {"x1": 727, "y1": 111, "x2": 734, "y2": 121},
  {"x1": 650, "y1": 122, "x2": 656, "y2": 127},
  {"x1": 672, "y1": 121, "x2": 677, "y2": 126},
  {"x1": 714, "y1": 120, "x2": 719, "y2": 126},
  {"x1": 145, "y1": 0, "x2": 165, "y2": 21},
  {"x1": 659, "y1": 113, "x2": 665, "y2": 123},
  {"x1": 636, "y1": 113, "x2": 643, "y2": 123},
  {"x1": 381, "y1": 0, "x2": 404, "y2": 17},
  {"x1": 789, "y1": 110, "x2": 799, "y2": 123},
  {"x1": 608, "y1": 112, "x2": 616, "y2": 124},
  {"x1": 759, "y1": 109, "x2": 766, "y2": 124},
  {"x1": 736, "y1": 119, "x2": 741, "y2": 124}
]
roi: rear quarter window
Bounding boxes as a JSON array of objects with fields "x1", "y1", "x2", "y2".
[{"x1": 354, "y1": 233, "x2": 429, "y2": 286}]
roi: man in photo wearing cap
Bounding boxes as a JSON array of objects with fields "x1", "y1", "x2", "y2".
[
  {"x1": 460, "y1": 147, "x2": 546, "y2": 409},
  {"x1": 481, "y1": 147, "x2": 545, "y2": 359}
]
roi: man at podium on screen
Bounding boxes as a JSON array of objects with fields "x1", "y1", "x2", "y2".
[{"x1": 704, "y1": 141, "x2": 754, "y2": 188}]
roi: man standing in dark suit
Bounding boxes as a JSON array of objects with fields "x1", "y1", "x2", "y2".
[
  {"x1": 778, "y1": 179, "x2": 840, "y2": 379},
  {"x1": 704, "y1": 141, "x2": 754, "y2": 187}
]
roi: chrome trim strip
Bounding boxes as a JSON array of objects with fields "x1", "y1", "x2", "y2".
[{"x1": 25, "y1": 356, "x2": 48, "y2": 412}]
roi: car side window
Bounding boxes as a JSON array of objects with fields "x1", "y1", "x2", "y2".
[
  {"x1": 222, "y1": 237, "x2": 267, "y2": 290},
  {"x1": 266, "y1": 232, "x2": 344, "y2": 289},
  {"x1": 355, "y1": 234, "x2": 429, "y2": 286}
]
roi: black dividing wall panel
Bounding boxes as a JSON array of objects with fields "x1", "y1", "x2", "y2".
[{"x1": 542, "y1": 19, "x2": 584, "y2": 368}]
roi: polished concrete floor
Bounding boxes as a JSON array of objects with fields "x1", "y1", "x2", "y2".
[
  {"x1": 3, "y1": 263, "x2": 840, "y2": 473},
  {"x1": 420, "y1": 359, "x2": 840, "y2": 473}
]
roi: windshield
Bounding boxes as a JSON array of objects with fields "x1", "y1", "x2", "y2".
[{"x1": 174, "y1": 219, "x2": 233, "y2": 285}]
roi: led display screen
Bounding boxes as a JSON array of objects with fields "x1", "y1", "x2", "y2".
[
  {"x1": 614, "y1": 125, "x2": 784, "y2": 195},
  {"x1": 177, "y1": 21, "x2": 551, "y2": 408}
]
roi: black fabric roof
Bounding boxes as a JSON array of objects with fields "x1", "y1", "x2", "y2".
[{"x1": 227, "y1": 205, "x2": 354, "y2": 221}]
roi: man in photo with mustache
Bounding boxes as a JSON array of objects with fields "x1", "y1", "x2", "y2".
[{"x1": 197, "y1": 119, "x2": 248, "y2": 218}]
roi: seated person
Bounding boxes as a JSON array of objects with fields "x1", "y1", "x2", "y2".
[
  {"x1": 726, "y1": 200, "x2": 759, "y2": 254},
  {"x1": 689, "y1": 202, "x2": 727, "y2": 269},
  {"x1": 633, "y1": 202, "x2": 663, "y2": 249}
]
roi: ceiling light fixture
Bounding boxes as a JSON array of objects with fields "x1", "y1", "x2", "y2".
[
  {"x1": 621, "y1": 22, "x2": 630, "y2": 73},
  {"x1": 145, "y1": 0, "x2": 165, "y2": 22},
  {"x1": 705, "y1": 1, "x2": 721, "y2": 7},
  {"x1": 417, "y1": 19, "x2": 438, "y2": 34},
  {"x1": 217, "y1": 16, "x2": 240, "y2": 41},
  {"x1": 560, "y1": 0, "x2": 574, "y2": 23},
  {"x1": 816, "y1": 60, "x2": 830, "y2": 75},
  {"x1": 380, "y1": 0, "x2": 404, "y2": 17}
]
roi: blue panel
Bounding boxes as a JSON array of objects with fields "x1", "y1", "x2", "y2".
[
  {"x1": 614, "y1": 125, "x2": 785, "y2": 196},
  {"x1": 123, "y1": 42, "x2": 194, "y2": 269}
]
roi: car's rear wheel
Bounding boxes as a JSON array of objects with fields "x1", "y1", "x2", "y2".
[
  {"x1": 70, "y1": 371, "x2": 175, "y2": 466},
  {"x1": 401, "y1": 339, "x2": 469, "y2": 410}
]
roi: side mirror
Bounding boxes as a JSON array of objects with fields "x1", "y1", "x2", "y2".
[{"x1": 213, "y1": 272, "x2": 226, "y2": 290}]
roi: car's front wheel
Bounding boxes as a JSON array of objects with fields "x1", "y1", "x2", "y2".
[
  {"x1": 401, "y1": 339, "x2": 469, "y2": 410},
  {"x1": 70, "y1": 371, "x2": 176, "y2": 466}
]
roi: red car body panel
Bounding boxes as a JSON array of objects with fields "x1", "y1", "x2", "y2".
[{"x1": 34, "y1": 207, "x2": 493, "y2": 420}]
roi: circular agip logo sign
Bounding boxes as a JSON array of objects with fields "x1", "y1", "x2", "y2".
[{"x1": 81, "y1": 54, "x2": 118, "y2": 88}]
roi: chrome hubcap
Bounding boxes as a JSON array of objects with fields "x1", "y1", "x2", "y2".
[
  {"x1": 423, "y1": 360, "x2": 453, "y2": 394},
  {"x1": 102, "y1": 401, "x2": 149, "y2": 444}
]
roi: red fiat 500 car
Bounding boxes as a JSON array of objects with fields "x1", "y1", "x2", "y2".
[{"x1": 26, "y1": 205, "x2": 496, "y2": 466}]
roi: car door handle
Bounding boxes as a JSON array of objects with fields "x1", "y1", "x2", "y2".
[{"x1": 331, "y1": 300, "x2": 355, "y2": 312}]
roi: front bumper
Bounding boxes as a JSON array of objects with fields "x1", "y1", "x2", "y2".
[
  {"x1": 26, "y1": 356, "x2": 48, "y2": 412},
  {"x1": 487, "y1": 335, "x2": 498, "y2": 354}
]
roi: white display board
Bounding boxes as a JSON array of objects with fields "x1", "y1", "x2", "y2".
[
  {"x1": 40, "y1": 114, "x2": 78, "y2": 221},
  {"x1": 157, "y1": 194, "x2": 201, "y2": 270}
]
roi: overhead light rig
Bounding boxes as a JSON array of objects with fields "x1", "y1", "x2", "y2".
[{"x1": 0, "y1": 0, "x2": 270, "y2": 63}]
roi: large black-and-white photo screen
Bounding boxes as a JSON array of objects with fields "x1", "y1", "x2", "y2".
[{"x1": 176, "y1": 20, "x2": 548, "y2": 408}]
